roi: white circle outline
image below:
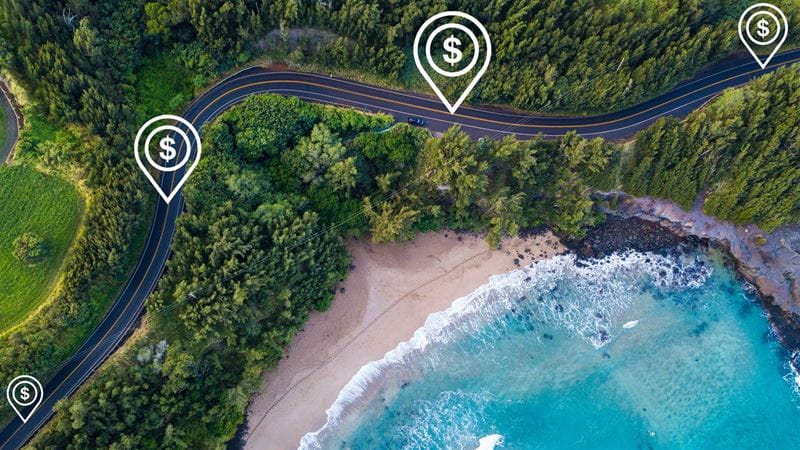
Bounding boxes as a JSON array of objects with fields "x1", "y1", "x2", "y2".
[
  {"x1": 745, "y1": 10, "x2": 781, "y2": 46},
  {"x1": 425, "y1": 23, "x2": 480, "y2": 78},
  {"x1": 143, "y1": 125, "x2": 191, "y2": 173},
  {"x1": 11, "y1": 381, "x2": 38, "y2": 406}
]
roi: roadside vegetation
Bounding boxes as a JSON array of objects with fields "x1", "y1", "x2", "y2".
[
  {"x1": 133, "y1": 52, "x2": 195, "y2": 123},
  {"x1": 0, "y1": 166, "x2": 82, "y2": 333}
]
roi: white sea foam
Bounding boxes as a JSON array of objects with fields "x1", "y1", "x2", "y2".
[
  {"x1": 787, "y1": 353, "x2": 800, "y2": 402},
  {"x1": 476, "y1": 434, "x2": 504, "y2": 449},
  {"x1": 299, "y1": 251, "x2": 711, "y2": 449}
]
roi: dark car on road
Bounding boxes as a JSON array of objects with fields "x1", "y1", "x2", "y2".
[{"x1": 407, "y1": 116, "x2": 426, "y2": 127}]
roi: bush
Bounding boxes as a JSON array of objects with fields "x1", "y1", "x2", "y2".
[{"x1": 13, "y1": 232, "x2": 46, "y2": 264}]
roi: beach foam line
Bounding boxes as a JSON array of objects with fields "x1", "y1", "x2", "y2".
[{"x1": 299, "y1": 251, "x2": 711, "y2": 449}]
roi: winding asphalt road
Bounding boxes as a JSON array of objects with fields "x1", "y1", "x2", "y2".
[
  {"x1": 0, "y1": 81, "x2": 19, "y2": 164},
  {"x1": 1, "y1": 48, "x2": 799, "y2": 449}
]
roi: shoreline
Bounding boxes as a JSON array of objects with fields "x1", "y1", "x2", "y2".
[
  {"x1": 243, "y1": 231, "x2": 565, "y2": 449},
  {"x1": 594, "y1": 192, "x2": 800, "y2": 372},
  {"x1": 241, "y1": 202, "x2": 800, "y2": 449}
]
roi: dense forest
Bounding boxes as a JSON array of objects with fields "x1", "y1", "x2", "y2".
[
  {"x1": 617, "y1": 67, "x2": 800, "y2": 231},
  {"x1": 0, "y1": 0, "x2": 797, "y2": 447}
]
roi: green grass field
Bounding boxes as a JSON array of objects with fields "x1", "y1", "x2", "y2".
[{"x1": 0, "y1": 165, "x2": 83, "y2": 333}]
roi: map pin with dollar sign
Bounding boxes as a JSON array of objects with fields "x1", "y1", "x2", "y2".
[
  {"x1": 739, "y1": 3, "x2": 788, "y2": 69},
  {"x1": 6, "y1": 375, "x2": 44, "y2": 423},
  {"x1": 135, "y1": 114, "x2": 202, "y2": 203},
  {"x1": 414, "y1": 11, "x2": 492, "y2": 114}
]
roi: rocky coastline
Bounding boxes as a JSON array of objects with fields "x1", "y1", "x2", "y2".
[{"x1": 581, "y1": 192, "x2": 800, "y2": 376}]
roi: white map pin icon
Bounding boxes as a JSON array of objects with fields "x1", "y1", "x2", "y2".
[
  {"x1": 414, "y1": 11, "x2": 492, "y2": 114},
  {"x1": 738, "y1": 3, "x2": 788, "y2": 69},
  {"x1": 135, "y1": 114, "x2": 202, "y2": 203},
  {"x1": 6, "y1": 375, "x2": 44, "y2": 423}
]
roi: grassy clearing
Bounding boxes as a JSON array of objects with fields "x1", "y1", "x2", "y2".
[{"x1": 0, "y1": 165, "x2": 83, "y2": 332}]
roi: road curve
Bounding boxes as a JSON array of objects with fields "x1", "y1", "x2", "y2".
[
  {"x1": 1, "y1": 48, "x2": 799, "y2": 449},
  {"x1": 0, "y1": 81, "x2": 20, "y2": 164}
]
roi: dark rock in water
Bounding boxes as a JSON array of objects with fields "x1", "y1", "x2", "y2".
[
  {"x1": 543, "y1": 333, "x2": 554, "y2": 340},
  {"x1": 602, "y1": 351, "x2": 611, "y2": 359},
  {"x1": 555, "y1": 304, "x2": 564, "y2": 313},
  {"x1": 738, "y1": 300, "x2": 754, "y2": 318},
  {"x1": 559, "y1": 215, "x2": 692, "y2": 260},
  {"x1": 758, "y1": 299, "x2": 800, "y2": 354},
  {"x1": 513, "y1": 258, "x2": 520, "y2": 266},
  {"x1": 723, "y1": 283, "x2": 737, "y2": 296},
  {"x1": 525, "y1": 277, "x2": 532, "y2": 282},
  {"x1": 598, "y1": 329, "x2": 610, "y2": 342},
  {"x1": 594, "y1": 312, "x2": 605, "y2": 320},
  {"x1": 691, "y1": 322, "x2": 708, "y2": 337}
]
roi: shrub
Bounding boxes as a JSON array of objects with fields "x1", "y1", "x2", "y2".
[{"x1": 13, "y1": 232, "x2": 46, "y2": 264}]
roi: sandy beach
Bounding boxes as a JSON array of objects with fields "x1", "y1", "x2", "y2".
[{"x1": 244, "y1": 231, "x2": 565, "y2": 449}]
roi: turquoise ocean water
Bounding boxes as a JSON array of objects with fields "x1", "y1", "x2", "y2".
[{"x1": 301, "y1": 250, "x2": 800, "y2": 449}]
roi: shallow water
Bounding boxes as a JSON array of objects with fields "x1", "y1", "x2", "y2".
[{"x1": 302, "y1": 250, "x2": 800, "y2": 449}]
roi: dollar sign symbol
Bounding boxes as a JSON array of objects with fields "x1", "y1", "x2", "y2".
[
  {"x1": 757, "y1": 18, "x2": 770, "y2": 38},
  {"x1": 20, "y1": 386, "x2": 30, "y2": 401},
  {"x1": 442, "y1": 35, "x2": 463, "y2": 67},
  {"x1": 159, "y1": 136, "x2": 177, "y2": 162}
]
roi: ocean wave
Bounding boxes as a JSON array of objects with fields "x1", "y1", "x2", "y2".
[
  {"x1": 787, "y1": 353, "x2": 800, "y2": 404},
  {"x1": 299, "y1": 251, "x2": 712, "y2": 449}
]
